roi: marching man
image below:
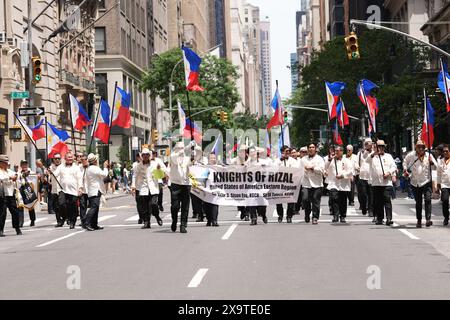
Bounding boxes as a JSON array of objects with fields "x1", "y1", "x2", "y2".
[
  {"x1": 403, "y1": 140, "x2": 437, "y2": 228},
  {"x1": 0, "y1": 155, "x2": 21, "y2": 236},
  {"x1": 345, "y1": 145, "x2": 358, "y2": 206},
  {"x1": 355, "y1": 138, "x2": 373, "y2": 217},
  {"x1": 437, "y1": 144, "x2": 450, "y2": 226},
  {"x1": 325, "y1": 145, "x2": 353, "y2": 223}
]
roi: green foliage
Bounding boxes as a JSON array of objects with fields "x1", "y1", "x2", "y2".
[
  {"x1": 289, "y1": 29, "x2": 441, "y2": 151},
  {"x1": 139, "y1": 48, "x2": 241, "y2": 133}
]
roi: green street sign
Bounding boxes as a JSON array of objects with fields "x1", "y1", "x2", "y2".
[{"x1": 10, "y1": 91, "x2": 29, "y2": 99}]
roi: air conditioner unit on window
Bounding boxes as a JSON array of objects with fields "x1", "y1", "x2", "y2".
[
  {"x1": 0, "y1": 32, "x2": 6, "y2": 43},
  {"x1": 7, "y1": 37, "x2": 15, "y2": 47}
]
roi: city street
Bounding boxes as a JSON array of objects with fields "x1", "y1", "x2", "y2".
[{"x1": 1, "y1": 188, "x2": 450, "y2": 300}]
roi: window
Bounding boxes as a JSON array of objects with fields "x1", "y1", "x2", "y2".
[
  {"x1": 95, "y1": 74, "x2": 108, "y2": 100},
  {"x1": 98, "y1": 0, "x2": 106, "y2": 9},
  {"x1": 95, "y1": 27, "x2": 106, "y2": 52},
  {"x1": 121, "y1": 29, "x2": 126, "y2": 55}
]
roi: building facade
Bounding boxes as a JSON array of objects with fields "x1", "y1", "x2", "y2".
[{"x1": 260, "y1": 19, "x2": 272, "y2": 114}]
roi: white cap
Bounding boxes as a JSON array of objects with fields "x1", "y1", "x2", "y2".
[
  {"x1": 87, "y1": 153, "x2": 97, "y2": 164},
  {"x1": 141, "y1": 148, "x2": 151, "y2": 154},
  {"x1": 364, "y1": 138, "x2": 372, "y2": 144},
  {"x1": 300, "y1": 147, "x2": 307, "y2": 152},
  {"x1": 346, "y1": 145, "x2": 353, "y2": 151}
]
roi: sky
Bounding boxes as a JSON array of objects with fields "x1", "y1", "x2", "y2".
[{"x1": 250, "y1": 0, "x2": 300, "y2": 99}]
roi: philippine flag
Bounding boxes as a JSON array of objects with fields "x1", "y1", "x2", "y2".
[
  {"x1": 325, "y1": 82, "x2": 346, "y2": 120},
  {"x1": 332, "y1": 120, "x2": 343, "y2": 145},
  {"x1": 357, "y1": 79, "x2": 379, "y2": 133},
  {"x1": 16, "y1": 116, "x2": 46, "y2": 141},
  {"x1": 336, "y1": 99, "x2": 349, "y2": 128},
  {"x1": 69, "y1": 94, "x2": 91, "y2": 131},
  {"x1": 178, "y1": 101, "x2": 202, "y2": 143},
  {"x1": 182, "y1": 45, "x2": 205, "y2": 92},
  {"x1": 93, "y1": 99, "x2": 111, "y2": 144},
  {"x1": 46, "y1": 121, "x2": 70, "y2": 159},
  {"x1": 267, "y1": 88, "x2": 284, "y2": 130},
  {"x1": 421, "y1": 96, "x2": 435, "y2": 149},
  {"x1": 438, "y1": 59, "x2": 450, "y2": 112},
  {"x1": 111, "y1": 87, "x2": 131, "y2": 129}
]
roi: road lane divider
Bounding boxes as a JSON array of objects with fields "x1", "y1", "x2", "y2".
[
  {"x1": 188, "y1": 268, "x2": 209, "y2": 288},
  {"x1": 36, "y1": 231, "x2": 85, "y2": 248},
  {"x1": 98, "y1": 215, "x2": 116, "y2": 222},
  {"x1": 221, "y1": 224, "x2": 238, "y2": 240}
]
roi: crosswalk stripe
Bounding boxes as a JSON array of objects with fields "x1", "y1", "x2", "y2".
[
  {"x1": 98, "y1": 215, "x2": 116, "y2": 222},
  {"x1": 125, "y1": 214, "x2": 139, "y2": 222},
  {"x1": 24, "y1": 217, "x2": 49, "y2": 224}
]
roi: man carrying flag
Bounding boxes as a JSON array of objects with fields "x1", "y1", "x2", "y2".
[{"x1": 325, "y1": 82, "x2": 346, "y2": 120}]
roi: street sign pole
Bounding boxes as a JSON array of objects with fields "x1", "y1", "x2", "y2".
[{"x1": 27, "y1": 0, "x2": 36, "y2": 171}]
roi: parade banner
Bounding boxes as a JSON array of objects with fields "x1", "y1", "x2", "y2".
[{"x1": 190, "y1": 165, "x2": 302, "y2": 206}]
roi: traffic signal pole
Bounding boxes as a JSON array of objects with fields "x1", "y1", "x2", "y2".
[{"x1": 27, "y1": 0, "x2": 36, "y2": 171}]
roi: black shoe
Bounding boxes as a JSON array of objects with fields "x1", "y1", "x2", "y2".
[
  {"x1": 287, "y1": 217, "x2": 292, "y2": 223},
  {"x1": 141, "y1": 222, "x2": 151, "y2": 229},
  {"x1": 332, "y1": 216, "x2": 338, "y2": 223},
  {"x1": 375, "y1": 220, "x2": 383, "y2": 225},
  {"x1": 368, "y1": 211, "x2": 374, "y2": 217},
  {"x1": 81, "y1": 224, "x2": 87, "y2": 230},
  {"x1": 362, "y1": 210, "x2": 367, "y2": 216},
  {"x1": 30, "y1": 221, "x2": 35, "y2": 227},
  {"x1": 196, "y1": 217, "x2": 204, "y2": 222},
  {"x1": 416, "y1": 220, "x2": 422, "y2": 228},
  {"x1": 278, "y1": 217, "x2": 282, "y2": 223},
  {"x1": 244, "y1": 216, "x2": 250, "y2": 221},
  {"x1": 138, "y1": 218, "x2": 143, "y2": 224},
  {"x1": 156, "y1": 217, "x2": 163, "y2": 226},
  {"x1": 171, "y1": 222, "x2": 177, "y2": 232},
  {"x1": 240, "y1": 212, "x2": 245, "y2": 220},
  {"x1": 66, "y1": 221, "x2": 70, "y2": 225},
  {"x1": 16, "y1": 228, "x2": 22, "y2": 235},
  {"x1": 69, "y1": 224, "x2": 75, "y2": 229},
  {"x1": 0, "y1": 231, "x2": 4, "y2": 237},
  {"x1": 93, "y1": 226, "x2": 104, "y2": 230},
  {"x1": 262, "y1": 216, "x2": 268, "y2": 224},
  {"x1": 206, "y1": 221, "x2": 212, "y2": 226},
  {"x1": 55, "y1": 222, "x2": 63, "y2": 228},
  {"x1": 159, "y1": 206, "x2": 164, "y2": 212},
  {"x1": 250, "y1": 219, "x2": 257, "y2": 225},
  {"x1": 385, "y1": 220, "x2": 391, "y2": 226},
  {"x1": 305, "y1": 216, "x2": 311, "y2": 223},
  {"x1": 85, "y1": 225, "x2": 95, "y2": 231},
  {"x1": 212, "y1": 221, "x2": 219, "y2": 227},
  {"x1": 180, "y1": 226, "x2": 187, "y2": 233},
  {"x1": 340, "y1": 217, "x2": 346, "y2": 223},
  {"x1": 426, "y1": 220, "x2": 433, "y2": 227},
  {"x1": 444, "y1": 218, "x2": 449, "y2": 226}
]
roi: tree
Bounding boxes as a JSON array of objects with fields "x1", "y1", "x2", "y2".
[
  {"x1": 139, "y1": 48, "x2": 241, "y2": 133},
  {"x1": 289, "y1": 29, "x2": 442, "y2": 153}
]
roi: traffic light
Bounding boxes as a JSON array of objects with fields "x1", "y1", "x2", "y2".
[
  {"x1": 344, "y1": 32, "x2": 360, "y2": 60},
  {"x1": 32, "y1": 56, "x2": 42, "y2": 83},
  {"x1": 220, "y1": 111, "x2": 228, "y2": 123},
  {"x1": 216, "y1": 111, "x2": 222, "y2": 122},
  {"x1": 9, "y1": 125, "x2": 22, "y2": 141},
  {"x1": 284, "y1": 111, "x2": 289, "y2": 122},
  {"x1": 151, "y1": 129, "x2": 159, "y2": 142}
]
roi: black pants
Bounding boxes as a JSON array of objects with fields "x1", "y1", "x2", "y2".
[
  {"x1": 138, "y1": 194, "x2": 159, "y2": 223},
  {"x1": 357, "y1": 179, "x2": 373, "y2": 215},
  {"x1": 249, "y1": 206, "x2": 266, "y2": 220},
  {"x1": 59, "y1": 192, "x2": 78, "y2": 224},
  {"x1": 135, "y1": 190, "x2": 142, "y2": 221},
  {"x1": 238, "y1": 206, "x2": 249, "y2": 218},
  {"x1": 170, "y1": 184, "x2": 190, "y2": 227},
  {"x1": 302, "y1": 187, "x2": 322, "y2": 219},
  {"x1": 411, "y1": 183, "x2": 432, "y2": 221},
  {"x1": 18, "y1": 208, "x2": 35, "y2": 225},
  {"x1": 372, "y1": 186, "x2": 392, "y2": 222},
  {"x1": 348, "y1": 179, "x2": 355, "y2": 204},
  {"x1": 86, "y1": 192, "x2": 101, "y2": 227},
  {"x1": 203, "y1": 201, "x2": 219, "y2": 223},
  {"x1": 276, "y1": 203, "x2": 295, "y2": 218},
  {"x1": 191, "y1": 194, "x2": 203, "y2": 219},
  {"x1": 158, "y1": 183, "x2": 163, "y2": 207},
  {"x1": 329, "y1": 189, "x2": 348, "y2": 218},
  {"x1": 0, "y1": 196, "x2": 20, "y2": 231},
  {"x1": 79, "y1": 194, "x2": 88, "y2": 225},
  {"x1": 295, "y1": 186, "x2": 303, "y2": 212},
  {"x1": 442, "y1": 188, "x2": 449, "y2": 220},
  {"x1": 48, "y1": 193, "x2": 62, "y2": 223}
]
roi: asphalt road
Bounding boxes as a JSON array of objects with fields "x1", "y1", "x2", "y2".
[{"x1": 1, "y1": 188, "x2": 450, "y2": 300}]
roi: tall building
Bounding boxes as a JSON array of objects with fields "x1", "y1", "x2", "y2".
[
  {"x1": 209, "y1": 0, "x2": 232, "y2": 59},
  {"x1": 290, "y1": 52, "x2": 299, "y2": 92},
  {"x1": 181, "y1": 0, "x2": 210, "y2": 52},
  {"x1": 0, "y1": 0, "x2": 97, "y2": 165},
  {"x1": 167, "y1": 0, "x2": 183, "y2": 49},
  {"x1": 260, "y1": 20, "x2": 272, "y2": 113},
  {"x1": 95, "y1": 0, "x2": 167, "y2": 162}
]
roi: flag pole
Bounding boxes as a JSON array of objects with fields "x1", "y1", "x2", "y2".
[
  {"x1": 88, "y1": 98, "x2": 102, "y2": 153},
  {"x1": 68, "y1": 96, "x2": 77, "y2": 155},
  {"x1": 13, "y1": 112, "x2": 63, "y2": 189},
  {"x1": 44, "y1": 116, "x2": 49, "y2": 163},
  {"x1": 276, "y1": 80, "x2": 284, "y2": 148},
  {"x1": 108, "y1": 81, "x2": 118, "y2": 162},
  {"x1": 441, "y1": 57, "x2": 450, "y2": 112},
  {"x1": 185, "y1": 90, "x2": 195, "y2": 159},
  {"x1": 360, "y1": 80, "x2": 371, "y2": 138},
  {"x1": 423, "y1": 88, "x2": 433, "y2": 186}
]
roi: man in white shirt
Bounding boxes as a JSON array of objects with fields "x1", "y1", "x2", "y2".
[
  {"x1": 345, "y1": 145, "x2": 358, "y2": 206},
  {"x1": 325, "y1": 146, "x2": 353, "y2": 223},
  {"x1": 131, "y1": 153, "x2": 143, "y2": 224},
  {"x1": 79, "y1": 154, "x2": 89, "y2": 228},
  {"x1": 294, "y1": 147, "x2": 307, "y2": 214},
  {"x1": 274, "y1": 146, "x2": 298, "y2": 223},
  {"x1": 84, "y1": 154, "x2": 108, "y2": 231},
  {"x1": 367, "y1": 140, "x2": 397, "y2": 226},
  {"x1": 152, "y1": 150, "x2": 165, "y2": 212},
  {"x1": 0, "y1": 155, "x2": 21, "y2": 236},
  {"x1": 246, "y1": 146, "x2": 268, "y2": 225},
  {"x1": 301, "y1": 143, "x2": 325, "y2": 224},
  {"x1": 51, "y1": 151, "x2": 83, "y2": 229},
  {"x1": 169, "y1": 142, "x2": 194, "y2": 233},
  {"x1": 437, "y1": 144, "x2": 450, "y2": 226},
  {"x1": 231, "y1": 144, "x2": 250, "y2": 221},
  {"x1": 47, "y1": 154, "x2": 62, "y2": 226},
  {"x1": 403, "y1": 140, "x2": 437, "y2": 228},
  {"x1": 355, "y1": 138, "x2": 373, "y2": 216},
  {"x1": 17, "y1": 159, "x2": 36, "y2": 227},
  {"x1": 132, "y1": 148, "x2": 164, "y2": 229}
]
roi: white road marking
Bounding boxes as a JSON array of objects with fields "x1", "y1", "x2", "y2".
[
  {"x1": 398, "y1": 229, "x2": 420, "y2": 240},
  {"x1": 97, "y1": 215, "x2": 116, "y2": 222},
  {"x1": 36, "y1": 231, "x2": 85, "y2": 247},
  {"x1": 24, "y1": 217, "x2": 49, "y2": 224},
  {"x1": 125, "y1": 214, "x2": 140, "y2": 222},
  {"x1": 221, "y1": 224, "x2": 238, "y2": 240},
  {"x1": 346, "y1": 208, "x2": 358, "y2": 216},
  {"x1": 5, "y1": 219, "x2": 11, "y2": 224},
  {"x1": 188, "y1": 268, "x2": 209, "y2": 288}
]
